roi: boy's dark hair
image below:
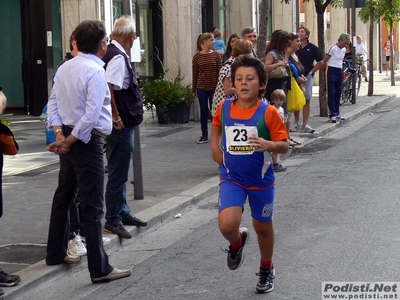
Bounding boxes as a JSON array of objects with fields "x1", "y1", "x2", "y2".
[
  {"x1": 231, "y1": 55, "x2": 267, "y2": 98},
  {"x1": 69, "y1": 31, "x2": 75, "y2": 51},
  {"x1": 74, "y1": 20, "x2": 107, "y2": 54}
]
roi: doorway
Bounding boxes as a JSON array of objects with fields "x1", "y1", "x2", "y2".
[
  {"x1": 0, "y1": 1, "x2": 24, "y2": 110},
  {"x1": 133, "y1": 0, "x2": 163, "y2": 81}
]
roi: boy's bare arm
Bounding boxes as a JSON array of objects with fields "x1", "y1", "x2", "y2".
[{"x1": 211, "y1": 125, "x2": 223, "y2": 165}]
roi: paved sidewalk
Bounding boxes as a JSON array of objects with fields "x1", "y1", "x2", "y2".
[{"x1": 0, "y1": 70, "x2": 399, "y2": 299}]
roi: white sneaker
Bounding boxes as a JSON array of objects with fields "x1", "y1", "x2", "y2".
[
  {"x1": 330, "y1": 116, "x2": 337, "y2": 123},
  {"x1": 290, "y1": 122, "x2": 302, "y2": 132},
  {"x1": 81, "y1": 236, "x2": 111, "y2": 246},
  {"x1": 302, "y1": 124, "x2": 315, "y2": 133},
  {"x1": 68, "y1": 234, "x2": 87, "y2": 256}
]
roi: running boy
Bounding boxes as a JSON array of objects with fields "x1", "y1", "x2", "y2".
[
  {"x1": 270, "y1": 89, "x2": 287, "y2": 172},
  {"x1": 211, "y1": 55, "x2": 289, "y2": 293}
]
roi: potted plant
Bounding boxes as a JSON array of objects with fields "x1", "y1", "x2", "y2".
[{"x1": 141, "y1": 74, "x2": 195, "y2": 124}]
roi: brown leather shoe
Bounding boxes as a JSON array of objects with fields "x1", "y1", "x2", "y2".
[
  {"x1": 91, "y1": 268, "x2": 132, "y2": 284},
  {"x1": 122, "y1": 216, "x2": 147, "y2": 227}
]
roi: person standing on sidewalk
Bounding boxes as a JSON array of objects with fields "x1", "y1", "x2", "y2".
[
  {"x1": 46, "y1": 20, "x2": 131, "y2": 283},
  {"x1": 294, "y1": 26, "x2": 324, "y2": 133},
  {"x1": 0, "y1": 89, "x2": 21, "y2": 295},
  {"x1": 241, "y1": 26, "x2": 258, "y2": 58},
  {"x1": 355, "y1": 35, "x2": 368, "y2": 82},
  {"x1": 211, "y1": 55, "x2": 288, "y2": 294},
  {"x1": 192, "y1": 32, "x2": 222, "y2": 144},
  {"x1": 102, "y1": 16, "x2": 147, "y2": 240},
  {"x1": 384, "y1": 35, "x2": 395, "y2": 76},
  {"x1": 323, "y1": 33, "x2": 350, "y2": 123}
]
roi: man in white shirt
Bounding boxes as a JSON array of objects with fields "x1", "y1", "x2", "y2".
[
  {"x1": 102, "y1": 16, "x2": 146, "y2": 240},
  {"x1": 356, "y1": 35, "x2": 368, "y2": 82},
  {"x1": 323, "y1": 33, "x2": 351, "y2": 123},
  {"x1": 46, "y1": 20, "x2": 131, "y2": 283}
]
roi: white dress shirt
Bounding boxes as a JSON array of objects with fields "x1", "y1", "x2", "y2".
[{"x1": 48, "y1": 52, "x2": 112, "y2": 143}]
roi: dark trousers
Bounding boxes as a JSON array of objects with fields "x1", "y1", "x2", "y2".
[
  {"x1": 46, "y1": 127, "x2": 113, "y2": 278},
  {"x1": 69, "y1": 188, "x2": 84, "y2": 239},
  {"x1": 197, "y1": 89, "x2": 214, "y2": 138},
  {"x1": 327, "y1": 66, "x2": 343, "y2": 118}
]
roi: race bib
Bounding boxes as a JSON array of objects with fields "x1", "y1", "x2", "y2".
[{"x1": 225, "y1": 125, "x2": 258, "y2": 155}]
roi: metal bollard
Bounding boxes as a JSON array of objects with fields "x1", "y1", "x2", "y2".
[{"x1": 132, "y1": 125, "x2": 144, "y2": 199}]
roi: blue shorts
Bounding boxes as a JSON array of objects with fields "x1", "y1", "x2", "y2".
[
  {"x1": 304, "y1": 73, "x2": 313, "y2": 101},
  {"x1": 218, "y1": 181, "x2": 275, "y2": 222}
]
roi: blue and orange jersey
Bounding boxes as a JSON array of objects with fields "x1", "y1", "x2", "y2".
[{"x1": 213, "y1": 99, "x2": 288, "y2": 189}]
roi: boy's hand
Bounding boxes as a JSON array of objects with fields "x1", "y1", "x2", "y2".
[
  {"x1": 248, "y1": 134, "x2": 271, "y2": 152},
  {"x1": 212, "y1": 149, "x2": 223, "y2": 165}
]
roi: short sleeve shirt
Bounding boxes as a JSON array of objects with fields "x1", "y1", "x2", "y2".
[
  {"x1": 326, "y1": 44, "x2": 346, "y2": 69},
  {"x1": 213, "y1": 100, "x2": 288, "y2": 142},
  {"x1": 296, "y1": 42, "x2": 323, "y2": 76},
  {"x1": 385, "y1": 40, "x2": 394, "y2": 57}
]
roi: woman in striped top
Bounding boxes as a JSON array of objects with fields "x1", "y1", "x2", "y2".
[{"x1": 192, "y1": 32, "x2": 222, "y2": 144}]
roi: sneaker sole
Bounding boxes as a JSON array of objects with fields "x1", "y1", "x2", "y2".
[
  {"x1": 91, "y1": 270, "x2": 131, "y2": 284},
  {"x1": 0, "y1": 278, "x2": 21, "y2": 287},
  {"x1": 255, "y1": 268, "x2": 275, "y2": 294},
  {"x1": 255, "y1": 285, "x2": 274, "y2": 293},
  {"x1": 68, "y1": 249, "x2": 87, "y2": 256}
]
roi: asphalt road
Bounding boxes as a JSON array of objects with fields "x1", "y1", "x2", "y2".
[{"x1": 15, "y1": 98, "x2": 400, "y2": 299}]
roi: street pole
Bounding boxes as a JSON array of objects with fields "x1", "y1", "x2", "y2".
[
  {"x1": 132, "y1": 126, "x2": 144, "y2": 199},
  {"x1": 351, "y1": 0, "x2": 357, "y2": 104}
]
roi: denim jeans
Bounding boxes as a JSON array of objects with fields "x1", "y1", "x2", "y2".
[
  {"x1": 46, "y1": 127, "x2": 113, "y2": 278},
  {"x1": 327, "y1": 66, "x2": 343, "y2": 117},
  {"x1": 105, "y1": 127, "x2": 134, "y2": 226},
  {"x1": 197, "y1": 89, "x2": 214, "y2": 138}
]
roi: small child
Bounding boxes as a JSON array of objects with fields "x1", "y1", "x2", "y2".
[
  {"x1": 213, "y1": 29, "x2": 226, "y2": 54},
  {"x1": 270, "y1": 89, "x2": 287, "y2": 172},
  {"x1": 211, "y1": 55, "x2": 289, "y2": 293}
]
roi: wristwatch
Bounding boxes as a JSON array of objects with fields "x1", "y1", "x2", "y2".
[{"x1": 55, "y1": 129, "x2": 63, "y2": 135}]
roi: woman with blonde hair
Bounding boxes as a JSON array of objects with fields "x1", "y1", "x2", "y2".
[
  {"x1": 192, "y1": 32, "x2": 222, "y2": 143},
  {"x1": 211, "y1": 39, "x2": 253, "y2": 116}
]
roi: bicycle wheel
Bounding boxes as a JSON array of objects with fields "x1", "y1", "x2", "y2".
[
  {"x1": 340, "y1": 77, "x2": 352, "y2": 105},
  {"x1": 356, "y1": 73, "x2": 362, "y2": 97}
]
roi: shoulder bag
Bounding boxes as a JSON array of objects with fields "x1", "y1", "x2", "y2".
[
  {"x1": 267, "y1": 50, "x2": 288, "y2": 79},
  {"x1": 286, "y1": 69, "x2": 306, "y2": 113}
]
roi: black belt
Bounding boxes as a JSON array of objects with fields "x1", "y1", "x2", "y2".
[{"x1": 64, "y1": 125, "x2": 107, "y2": 139}]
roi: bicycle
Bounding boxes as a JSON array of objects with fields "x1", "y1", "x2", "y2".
[{"x1": 340, "y1": 57, "x2": 372, "y2": 106}]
